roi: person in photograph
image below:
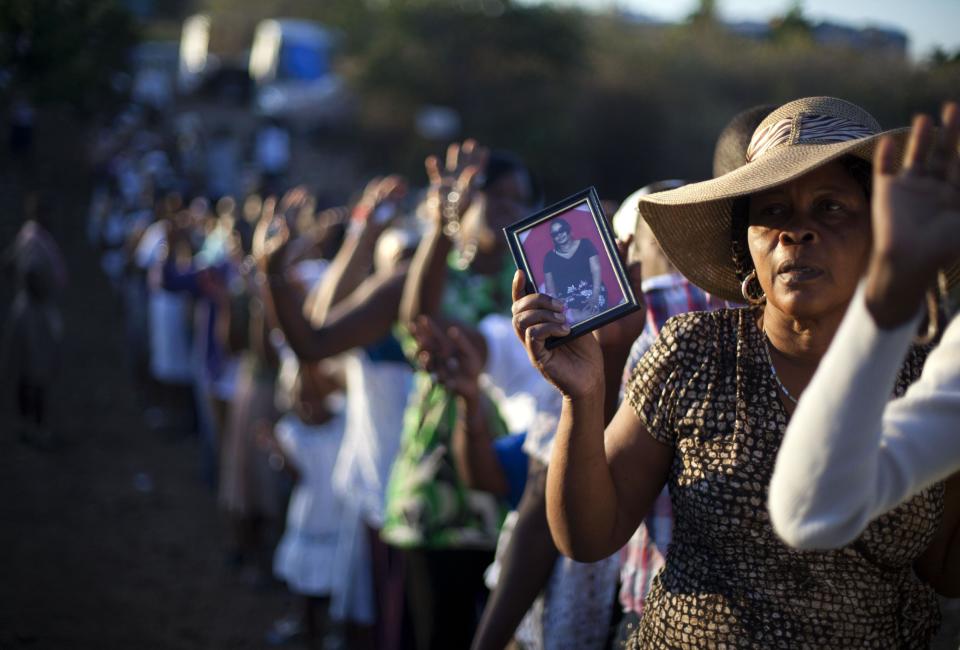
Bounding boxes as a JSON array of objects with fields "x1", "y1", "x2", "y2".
[{"x1": 542, "y1": 217, "x2": 606, "y2": 324}]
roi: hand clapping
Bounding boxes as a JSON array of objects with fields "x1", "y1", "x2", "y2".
[{"x1": 410, "y1": 316, "x2": 483, "y2": 404}]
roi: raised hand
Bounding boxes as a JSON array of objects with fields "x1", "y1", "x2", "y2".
[
  {"x1": 409, "y1": 316, "x2": 483, "y2": 403},
  {"x1": 251, "y1": 195, "x2": 276, "y2": 261},
  {"x1": 424, "y1": 139, "x2": 489, "y2": 235},
  {"x1": 511, "y1": 270, "x2": 604, "y2": 399},
  {"x1": 867, "y1": 101, "x2": 960, "y2": 327},
  {"x1": 278, "y1": 185, "x2": 314, "y2": 225},
  {"x1": 253, "y1": 196, "x2": 292, "y2": 274},
  {"x1": 354, "y1": 175, "x2": 408, "y2": 229}
]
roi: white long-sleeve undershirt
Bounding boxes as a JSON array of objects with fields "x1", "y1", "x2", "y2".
[{"x1": 769, "y1": 284, "x2": 960, "y2": 550}]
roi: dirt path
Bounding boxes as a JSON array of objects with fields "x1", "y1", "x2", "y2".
[{"x1": 0, "y1": 132, "x2": 294, "y2": 650}]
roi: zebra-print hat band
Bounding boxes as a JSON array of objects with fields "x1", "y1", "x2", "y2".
[{"x1": 746, "y1": 114, "x2": 879, "y2": 162}]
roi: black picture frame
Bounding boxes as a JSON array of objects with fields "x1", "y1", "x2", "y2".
[{"x1": 503, "y1": 186, "x2": 641, "y2": 349}]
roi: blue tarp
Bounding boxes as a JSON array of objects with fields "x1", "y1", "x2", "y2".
[{"x1": 278, "y1": 41, "x2": 329, "y2": 81}]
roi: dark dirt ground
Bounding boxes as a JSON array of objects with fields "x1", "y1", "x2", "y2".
[{"x1": 0, "y1": 113, "x2": 298, "y2": 650}]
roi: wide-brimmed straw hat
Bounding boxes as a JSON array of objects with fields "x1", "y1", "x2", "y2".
[{"x1": 638, "y1": 96, "x2": 913, "y2": 303}]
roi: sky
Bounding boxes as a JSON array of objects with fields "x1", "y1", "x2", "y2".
[{"x1": 517, "y1": 0, "x2": 960, "y2": 59}]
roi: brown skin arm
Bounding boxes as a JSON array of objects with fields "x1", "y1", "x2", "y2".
[
  {"x1": 307, "y1": 178, "x2": 406, "y2": 322},
  {"x1": 474, "y1": 263, "x2": 646, "y2": 646},
  {"x1": 512, "y1": 239, "x2": 663, "y2": 562},
  {"x1": 472, "y1": 308, "x2": 642, "y2": 646},
  {"x1": 407, "y1": 318, "x2": 503, "y2": 493},
  {"x1": 260, "y1": 198, "x2": 409, "y2": 363},
  {"x1": 471, "y1": 461, "x2": 558, "y2": 650},
  {"x1": 266, "y1": 267, "x2": 407, "y2": 363},
  {"x1": 588, "y1": 254, "x2": 602, "y2": 309},
  {"x1": 399, "y1": 227, "x2": 452, "y2": 326},
  {"x1": 915, "y1": 472, "x2": 960, "y2": 597},
  {"x1": 399, "y1": 140, "x2": 487, "y2": 326},
  {"x1": 304, "y1": 227, "x2": 377, "y2": 324},
  {"x1": 547, "y1": 386, "x2": 672, "y2": 562},
  {"x1": 452, "y1": 394, "x2": 510, "y2": 497},
  {"x1": 544, "y1": 271, "x2": 557, "y2": 297},
  {"x1": 250, "y1": 289, "x2": 280, "y2": 371}
]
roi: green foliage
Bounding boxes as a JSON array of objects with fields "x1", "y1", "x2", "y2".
[
  {"x1": 343, "y1": 2, "x2": 587, "y2": 191},
  {"x1": 568, "y1": 18, "x2": 958, "y2": 198},
  {"x1": 0, "y1": 0, "x2": 139, "y2": 113},
  {"x1": 930, "y1": 47, "x2": 960, "y2": 67},
  {"x1": 687, "y1": 0, "x2": 718, "y2": 28},
  {"x1": 770, "y1": 1, "x2": 813, "y2": 44},
  {"x1": 5, "y1": 0, "x2": 954, "y2": 217}
]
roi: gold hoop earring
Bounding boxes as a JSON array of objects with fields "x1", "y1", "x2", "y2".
[
  {"x1": 914, "y1": 283, "x2": 945, "y2": 345},
  {"x1": 740, "y1": 270, "x2": 765, "y2": 305}
]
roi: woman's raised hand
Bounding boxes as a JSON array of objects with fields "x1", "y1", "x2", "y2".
[
  {"x1": 278, "y1": 185, "x2": 314, "y2": 224},
  {"x1": 410, "y1": 316, "x2": 483, "y2": 403},
  {"x1": 354, "y1": 175, "x2": 408, "y2": 230},
  {"x1": 424, "y1": 139, "x2": 489, "y2": 234},
  {"x1": 511, "y1": 270, "x2": 604, "y2": 399},
  {"x1": 255, "y1": 209, "x2": 291, "y2": 274},
  {"x1": 867, "y1": 101, "x2": 960, "y2": 327},
  {"x1": 251, "y1": 195, "x2": 277, "y2": 262}
]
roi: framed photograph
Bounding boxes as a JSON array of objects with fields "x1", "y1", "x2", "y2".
[{"x1": 503, "y1": 186, "x2": 641, "y2": 349}]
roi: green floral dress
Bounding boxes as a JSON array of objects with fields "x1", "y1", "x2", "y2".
[{"x1": 381, "y1": 254, "x2": 515, "y2": 549}]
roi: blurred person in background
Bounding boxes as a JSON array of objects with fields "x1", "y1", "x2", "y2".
[
  {"x1": 254, "y1": 117, "x2": 291, "y2": 198},
  {"x1": 263, "y1": 342, "x2": 348, "y2": 647},
  {"x1": 156, "y1": 196, "x2": 243, "y2": 483},
  {"x1": 173, "y1": 111, "x2": 207, "y2": 196},
  {"x1": 381, "y1": 140, "x2": 543, "y2": 650},
  {"x1": 3, "y1": 194, "x2": 67, "y2": 447},
  {"x1": 216, "y1": 197, "x2": 287, "y2": 585},
  {"x1": 200, "y1": 196, "x2": 245, "y2": 444},
  {"x1": 261, "y1": 177, "x2": 418, "y2": 650},
  {"x1": 126, "y1": 192, "x2": 182, "y2": 395},
  {"x1": 143, "y1": 203, "x2": 202, "y2": 434},
  {"x1": 7, "y1": 92, "x2": 35, "y2": 167},
  {"x1": 206, "y1": 123, "x2": 242, "y2": 202}
]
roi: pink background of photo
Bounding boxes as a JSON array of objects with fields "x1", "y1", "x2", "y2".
[{"x1": 518, "y1": 202, "x2": 625, "y2": 307}]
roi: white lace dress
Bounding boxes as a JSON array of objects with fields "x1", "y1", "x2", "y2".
[{"x1": 273, "y1": 411, "x2": 346, "y2": 596}]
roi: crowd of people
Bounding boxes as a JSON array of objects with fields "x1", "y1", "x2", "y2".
[{"x1": 6, "y1": 92, "x2": 959, "y2": 650}]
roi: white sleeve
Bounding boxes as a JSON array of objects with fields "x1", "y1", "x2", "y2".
[
  {"x1": 522, "y1": 383, "x2": 564, "y2": 465},
  {"x1": 477, "y1": 314, "x2": 527, "y2": 397},
  {"x1": 275, "y1": 414, "x2": 305, "y2": 472},
  {"x1": 478, "y1": 313, "x2": 554, "y2": 435},
  {"x1": 769, "y1": 284, "x2": 960, "y2": 550}
]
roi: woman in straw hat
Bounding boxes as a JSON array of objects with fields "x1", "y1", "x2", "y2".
[
  {"x1": 509, "y1": 97, "x2": 960, "y2": 648},
  {"x1": 769, "y1": 104, "x2": 960, "y2": 551}
]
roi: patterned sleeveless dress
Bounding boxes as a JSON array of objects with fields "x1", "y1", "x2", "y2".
[{"x1": 624, "y1": 308, "x2": 942, "y2": 649}]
